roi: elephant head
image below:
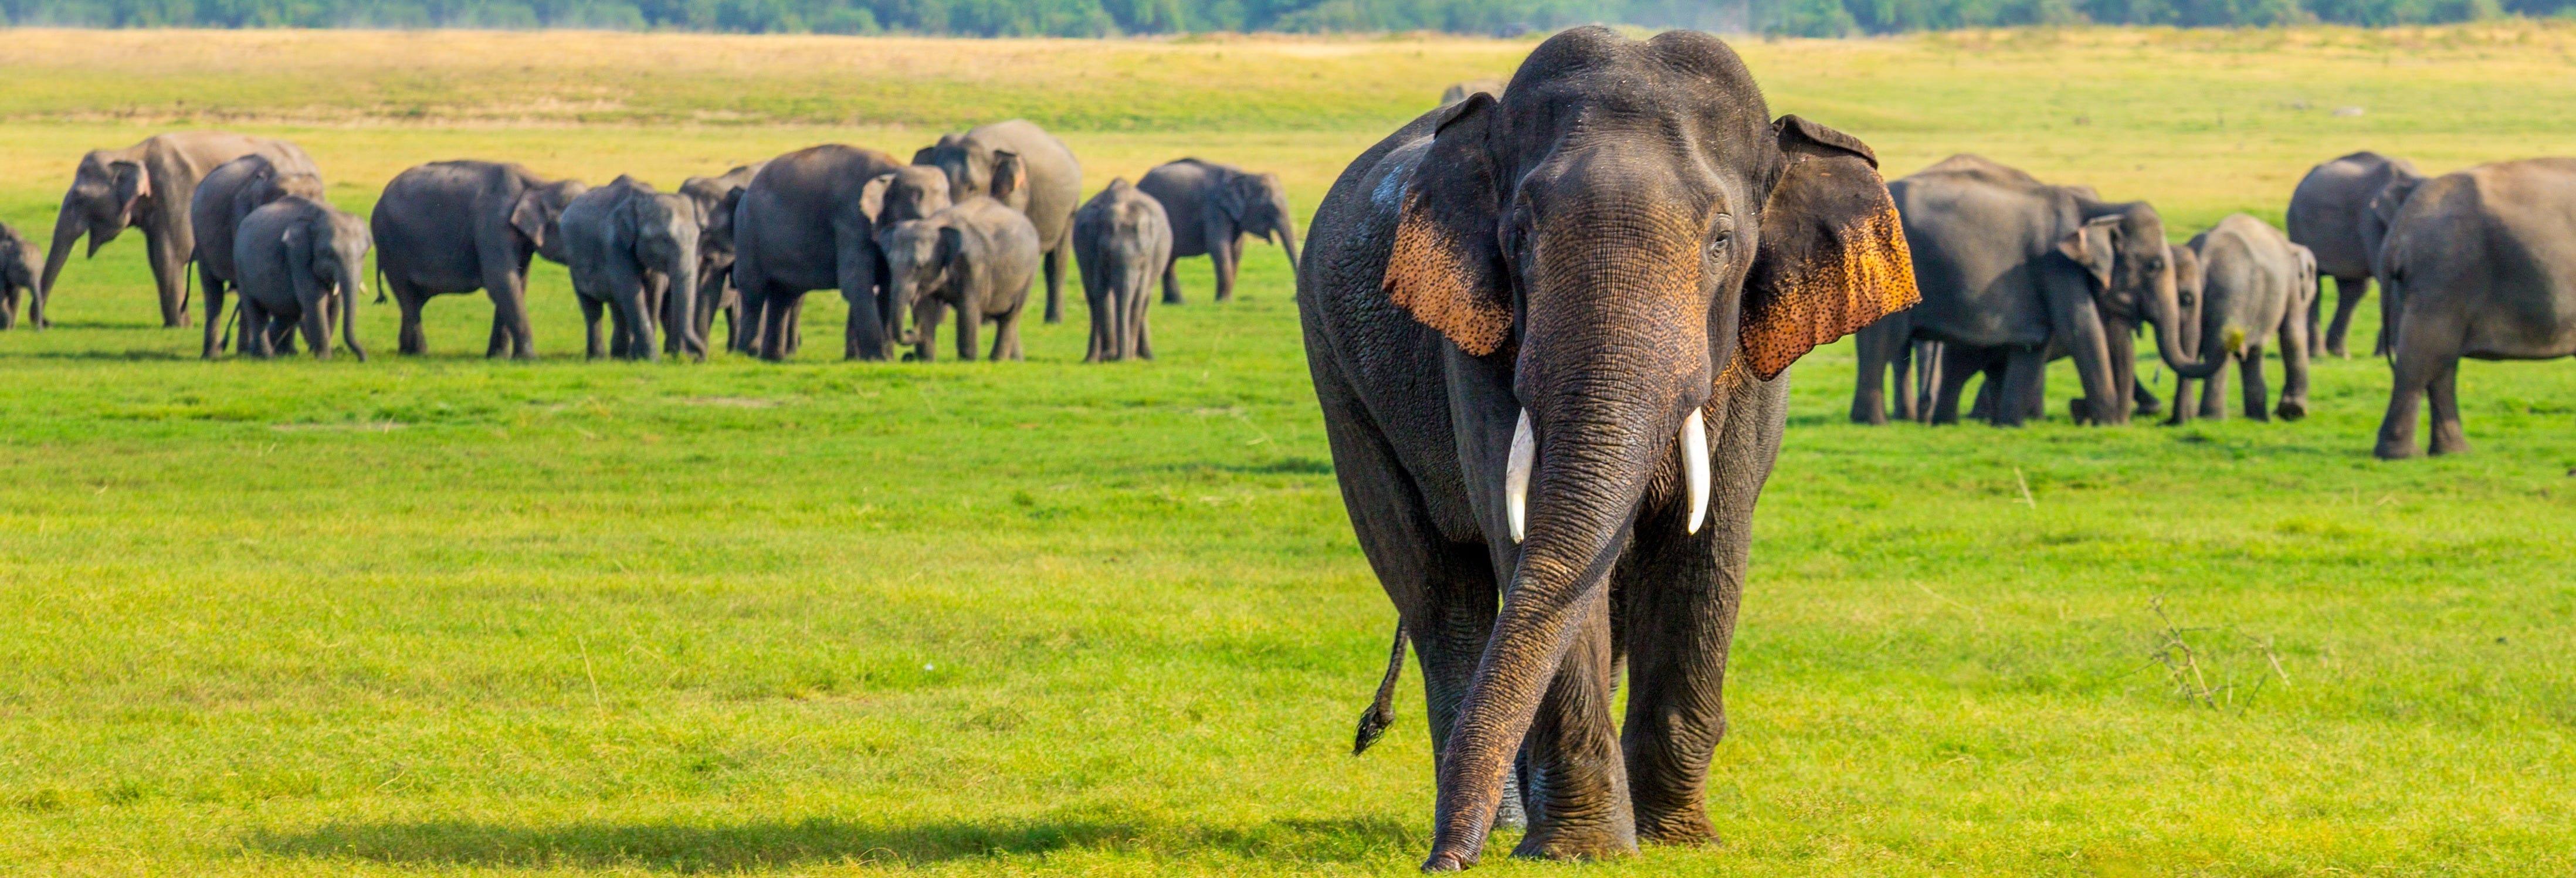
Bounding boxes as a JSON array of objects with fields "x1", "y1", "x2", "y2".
[
  {"x1": 0, "y1": 224, "x2": 36, "y2": 329},
  {"x1": 869, "y1": 165, "x2": 954, "y2": 225},
  {"x1": 1219, "y1": 170, "x2": 1299, "y2": 279},
  {"x1": 1382, "y1": 30, "x2": 1916, "y2": 866},
  {"x1": 2055, "y1": 203, "x2": 2220, "y2": 381},
  {"x1": 511, "y1": 178, "x2": 590, "y2": 265},
  {"x1": 2170, "y1": 241, "x2": 2204, "y2": 356},
  {"x1": 2362, "y1": 171, "x2": 2424, "y2": 282},
  {"x1": 282, "y1": 199, "x2": 375, "y2": 361},
  {"x1": 913, "y1": 136, "x2": 1028, "y2": 213},
  {"x1": 632, "y1": 189, "x2": 705, "y2": 357},
  {"x1": 876, "y1": 216, "x2": 959, "y2": 351},
  {"x1": 42, "y1": 149, "x2": 152, "y2": 304}
]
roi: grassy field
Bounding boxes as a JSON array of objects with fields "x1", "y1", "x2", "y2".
[{"x1": 2, "y1": 25, "x2": 2573, "y2": 877}]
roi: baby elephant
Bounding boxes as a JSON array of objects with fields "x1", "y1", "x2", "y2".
[
  {"x1": 560, "y1": 176, "x2": 704, "y2": 361},
  {"x1": 233, "y1": 196, "x2": 374, "y2": 360},
  {"x1": 1073, "y1": 179, "x2": 1172, "y2": 361},
  {"x1": 880, "y1": 193, "x2": 1043, "y2": 362},
  {"x1": 2167, "y1": 214, "x2": 2316, "y2": 423},
  {"x1": 0, "y1": 222, "x2": 39, "y2": 330}
]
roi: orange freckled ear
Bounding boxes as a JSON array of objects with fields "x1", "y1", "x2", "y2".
[
  {"x1": 1387, "y1": 199, "x2": 1511, "y2": 356},
  {"x1": 1741, "y1": 118, "x2": 1920, "y2": 381}
]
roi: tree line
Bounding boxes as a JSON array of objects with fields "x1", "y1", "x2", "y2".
[{"x1": 0, "y1": 0, "x2": 2559, "y2": 35}]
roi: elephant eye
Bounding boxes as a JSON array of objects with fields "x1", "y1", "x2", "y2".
[{"x1": 1707, "y1": 213, "x2": 1736, "y2": 257}]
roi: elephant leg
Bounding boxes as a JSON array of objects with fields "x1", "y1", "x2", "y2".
[
  {"x1": 1510, "y1": 584, "x2": 1633, "y2": 862},
  {"x1": 992, "y1": 302, "x2": 1026, "y2": 362},
  {"x1": 954, "y1": 297, "x2": 982, "y2": 362},
  {"x1": 840, "y1": 246, "x2": 887, "y2": 361},
  {"x1": 484, "y1": 261, "x2": 538, "y2": 360},
  {"x1": 912, "y1": 299, "x2": 945, "y2": 362},
  {"x1": 2374, "y1": 342, "x2": 2442, "y2": 459},
  {"x1": 1084, "y1": 290, "x2": 1111, "y2": 362},
  {"x1": 1929, "y1": 344, "x2": 1978, "y2": 426},
  {"x1": 1850, "y1": 331, "x2": 1890, "y2": 425},
  {"x1": 241, "y1": 301, "x2": 274, "y2": 358},
  {"x1": 758, "y1": 290, "x2": 799, "y2": 361},
  {"x1": 2239, "y1": 344, "x2": 2270, "y2": 422},
  {"x1": 616, "y1": 279, "x2": 657, "y2": 362},
  {"x1": 785, "y1": 297, "x2": 805, "y2": 357},
  {"x1": 2164, "y1": 378, "x2": 2194, "y2": 425},
  {"x1": 1161, "y1": 256, "x2": 1184, "y2": 306},
  {"x1": 2305, "y1": 282, "x2": 2327, "y2": 359},
  {"x1": 1213, "y1": 236, "x2": 1240, "y2": 303},
  {"x1": 2106, "y1": 326, "x2": 2152, "y2": 417},
  {"x1": 2426, "y1": 356, "x2": 2469, "y2": 455},
  {"x1": 1890, "y1": 337, "x2": 1916, "y2": 422},
  {"x1": 272, "y1": 318, "x2": 299, "y2": 355},
  {"x1": 1913, "y1": 340, "x2": 1942, "y2": 423},
  {"x1": 297, "y1": 297, "x2": 332, "y2": 360},
  {"x1": 2326, "y1": 275, "x2": 2368, "y2": 358},
  {"x1": 1992, "y1": 347, "x2": 2045, "y2": 428},
  {"x1": 581, "y1": 296, "x2": 606, "y2": 360},
  {"x1": 144, "y1": 226, "x2": 188, "y2": 328},
  {"x1": 1133, "y1": 292, "x2": 1153, "y2": 360},
  {"x1": 1968, "y1": 363, "x2": 2000, "y2": 422},
  {"x1": 2131, "y1": 375, "x2": 2163, "y2": 417},
  {"x1": 2198, "y1": 355, "x2": 2229, "y2": 420},
  {"x1": 394, "y1": 284, "x2": 430, "y2": 355},
  {"x1": 200, "y1": 264, "x2": 229, "y2": 358},
  {"x1": 2277, "y1": 314, "x2": 2311, "y2": 421},
  {"x1": 1042, "y1": 243, "x2": 1067, "y2": 325}
]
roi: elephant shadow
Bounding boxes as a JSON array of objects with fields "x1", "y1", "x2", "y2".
[{"x1": 248, "y1": 813, "x2": 1423, "y2": 871}]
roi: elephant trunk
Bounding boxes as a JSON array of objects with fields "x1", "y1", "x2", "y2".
[
  {"x1": 2146, "y1": 254, "x2": 2226, "y2": 381},
  {"x1": 669, "y1": 239, "x2": 702, "y2": 360},
  {"x1": 338, "y1": 259, "x2": 368, "y2": 362},
  {"x1": 38, "y1": 205, "x2": 83, "y2": 319},
  {"x1": 1276, "y1": 223, "x2": 1300, "y2": 282}
]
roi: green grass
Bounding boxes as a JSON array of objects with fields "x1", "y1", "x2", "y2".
[{"x1": 3, "y1": 26, "x2": 2574, "y2": 877}]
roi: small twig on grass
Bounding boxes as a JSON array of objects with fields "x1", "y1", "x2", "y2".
[
  {"x1": 2144, "y1": 597, "x2": 2290, "y2": 712},
  {"x1": 2014, "y1": 467, "x2": 2036, "y2": 509},
  {"x1": 578, "y1": 635, "x2": 604, "y2": 713}
]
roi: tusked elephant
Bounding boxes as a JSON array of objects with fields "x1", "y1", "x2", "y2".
[
  {"x1": 2287, "y1": 151, "x2": 2420, "y2": 358},
  {"x1": 1136, "y1": 158, "x2": 1299, "y2": 304},
  {"x1": 1073, "y1": 178, "x2": 1172, "y2": 361},
  {"x1": 880, "y1": 167, "x2": 1043, "y2": 363},
  {"x1": 729, "y1": 144, "x2": 908, "y2": 360},
  {"x1": 232, "y1": 195, "x2": 372, "y2": 361},
  {"x1": 559, "y1": 175, "x2": 703, "y2": 361},
  {"x1": 914, "y1": 120, "x2": 1080, "y2": 324},
  {"x1": 1306, "y1": 28, "x2": 1917, "y2": 869},
  {"x1": 191, "y1": 154, "x2": 325, "y2": 358},
  {"x1": 2372, "y1": 158, "x2": 2576, "y2": 459},
  {"x1": 34, "y1": 132, "x2": 314, "y2": 330},
  {"x1": 2165, "y1": 215, "x2": 2315, "y2": 424},
  {"x1": 677, "y1": 162, "x2": 762, "y2": 356},
  {"x1": 371, "y1": 161, "x2": 587, "y2": 358},
  {"x1": 1865, "y1": 155, "x2": 2212, "y2": 426},
  {"x1": 0, "y1": 223, "x2": 40, "y2": 330}
]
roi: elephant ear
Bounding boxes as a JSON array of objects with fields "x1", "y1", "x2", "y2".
[
  {"x1": 110, "y1": 160, "x2": 150, "y2": 219},
  {"x1": 1382, "y1": 91, "x2": 1511, "y2": 357},
  {"x1": 1216, "y1": 172, "x2": 1257, "y2": 223},
  {"x1": 936, "y1": 224, "x2": 966, "y2": 285},
  {"x1": 860, "y1": 173, "x2": 896, "y2": 224},
  {"x1": 509, "y1": 188, "x2": 553, "y2": 249},
  {"x1": 988, "y1": 151, "x2": 1025, "y2": 202},
  {"x1": 1737, "y1": 115, "x2": 1920, "y2": 381},
  {"x1": 2054, "y1": 214, "x2": 2121, "y2": 290}
]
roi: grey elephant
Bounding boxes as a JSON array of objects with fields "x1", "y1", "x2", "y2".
[
  {"x1": 2164, "y1": 215, "x2": 2315, "y2": 424},
  {"x1": 232, "y1": 196, "x2": 372, "y2": 361},
  {"x1": 2287, "y1": 151, "x2": 2420, "y2": 358},
  {"x1": 730, "y1": 144, "x2": 908, "y2": 360},
  {"x1": 2372, "y1": 158, "x2": 2576, "y2": 459},
  {"x1": 1307, "y1": 29, "x2": 1917, "y2": 869},
  {"x1": 560, "y1": 176, "x2": 703, "y2": 361},
  {"x1": 0, "y1": 223, "x2": 40, "y2": 330},
  {"x1": 880, "y1": 181, "x2": 1043, "y2": 362},
  {"x1": 2289, "y1": 151, "x2": 2419, "y2": 357},
  {"x1": 34, "y1": 132, "x2": 314, "y2": 330},
  {"x1": 1073, "y1": 178, "x2": 1172, "y2": 361},
  {"x1": 1867, "y1": 155, "x2": 2212, "y2": 426},
  {"x1": 1439, "y1": 79, "x2": 1506, "y2": 106},
  {"x1": 371, "y1": 161, "x2": 587, "y2": 358},
  {"x1": 914, "y1": 120, "x2": 1080, "y2": 324},
  {"x1": 1136, "y1": 158, "x2": 1299, "y2": 304},
  {"x1": 676, "y1": 162, "x2": 763, "y2": 355},
  {"x1": 191, "y1": 154, "x2": 325, "y2": 358}
]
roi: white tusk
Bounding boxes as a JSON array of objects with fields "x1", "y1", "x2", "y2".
[
  {"x1": 1506, "y1": 410, "x2": 1533, "y2": 544},
  {"x1": 1682, "y1": 409, "x2": 1709, "y2": 535}
]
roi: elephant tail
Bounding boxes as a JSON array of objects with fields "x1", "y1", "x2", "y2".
[
  {"x1": 1353, "y1": 621, "x2": 1408, "y2": 756},
  {"x1": 374, "y1": 261, "x2": 388, "y2": 304}
]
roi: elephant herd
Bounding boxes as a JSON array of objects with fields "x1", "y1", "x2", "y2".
[
  {"x1": 0, "y1": 123, "x2": 1304, "y2": 367},
  {"x1": 1850, "y1": 150, "x2": 2576, "y2": 459}
]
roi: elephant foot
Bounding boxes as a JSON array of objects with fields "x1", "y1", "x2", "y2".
[
  {"x1": 1419, "y1": 849, "x2": 1476, "y2": 873},
  {"x1": 2429, "y1": 433, "x2": 2470, "y2": 456},
  {"x1": 2132, "y1": 396, "x2": 2162, "y2": 416},
  {"x1": 2067, "y1": 398, "x2": 2093, "y2": 426},
  {"x1": 2373, "y1": 436, "x2": 2419, "y2": 460},
  {"x1": 2276, "y1": 399, "x2": 2308, "y2": 422},
  {"x1": 1510, "y1": 819, "x2": 1636, "y2": 862},
  {"x1": 1635, "y1": 806, "x2": 1719, "y2": 847}
]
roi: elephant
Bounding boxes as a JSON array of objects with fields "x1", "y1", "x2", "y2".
[
  {"x1": 1304, "y1": 28, "x2": 1917, "y2": 869},
  {"x1": 191, "y1": 154, "x2": 326, "y2": 358},
  {"x1": 33, "y1": 132, "x2": 314, "y2": 330},
  {"x1": 2371, "y1": 158, "x2": 2576, "y2": 459},
  {"x1": 371, "y1": 161, "x2": 587, "y2": 358},
  {"x1": 2287, "y1": 151, "x2": 2419, "y2": 359},
  {"x1": 1072, "y1": 178, "x2": 1172, "y2": 361},
  {"x1": 1136, "y1": 158, "x2": 1299, "y2": 304},
  {"x1": 677, "y1": 161, "x2": 763, "y2": 356},
  {"x1": 1849, "y1": 311, "x2": 1939, "y2": 423},
  {"x1": 559, "y1": 175, "x2": 703, "y2": 361},
  {"x1": 879, "y1": 187, "x2": 1043, "y2": 363},
  {"x1": 0, "y1": 223, "x2": 40, "y2": 330},
  {"x1": 1439, "y1": 79, "x2": 1506, "y2": 106},
  {"x1": 729, "y1": 144, "x2": 907, "y2": 360},
  {"x1": 1863, "y1": 155, "x2": 2212, "y2": 427},
  {"x1": 231, "y1": 195, "x2": 372, "y2": 361},
  {"x1": 913, "y1": 120, "x2": 1080, "y2": 324},
  {"x1": 2163, "y1": 215, "x2": 2315, "y2": 424}
]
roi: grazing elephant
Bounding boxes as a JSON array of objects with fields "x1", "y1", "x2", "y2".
[
  {"x1": 677, "y1": 161, "x2": 762, "y2": 356},
  {"x1": 2287, "y1": 151, "x2": 2420, "y2": 358},
  {"x1": 2164, "y1": 215, "x2": 2315, "y2": 424},
  {"x1": 914, "y1": 120, "x2": 1080, "y2": 324},
  {"x1": 559, "y1": 176, "x2": 703, "y2": 361},
  {"x1": 1306, "y1": 29, "x2": 1916, "y2": 869},
  {"x1": 1073, "y1": 178, "x2": 1172, "y2": 361},
  {"x1": 34, "y1": 132, "x2": 313, "y2": 330},
  {"x1": 730, "y1": 144, "x2": 907, "y2": 360},
  {"x1": 232, "y1": 196, "x2": 372, "y2": 361},
  {"x1": 1439, "y1": 79, "x2": 1506, "y2": 106},
  {"x1": 191, "y1": 154, "x2": 326, "y2": 358},
  {"x1": 1136, "y1": 158, "x2": 1299, "y2": 304},
  {"x1": 0, "y1": 223, "x2": 40, "y2": 330},
  {"x1": 1869, "y1": 155, "x2": 2212, "y2": 426},
  {"x1": 2372, "y1": 158, "x2": 2576, "y2": 459},
  {"x1": 371, "y1": 161, "x2": 587, "y2": 358},
  {"x1": 880, "y1": 188, "x2": 1043, "y2": 363}
]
